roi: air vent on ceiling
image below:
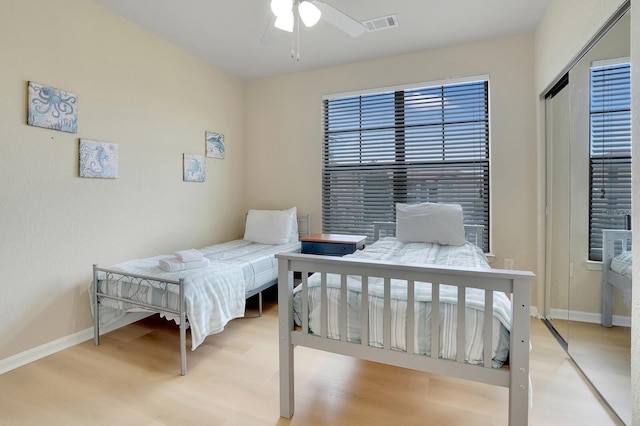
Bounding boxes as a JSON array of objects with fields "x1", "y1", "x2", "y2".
[{"x1": 362, "y1": 15, "x2": 399, "y2": 32}]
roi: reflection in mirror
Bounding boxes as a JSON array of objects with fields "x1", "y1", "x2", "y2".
[
  {"x1": 544, "y1": 8, "x2": 630, "y2": 425},
  {"x1": 544, "y1": 77, "x2": 570, "y2": 348}
]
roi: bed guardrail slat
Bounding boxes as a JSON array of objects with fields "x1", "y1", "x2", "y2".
[
  {"x1": 321, "y1": 272, "x2": 328, "y2": 338},
  {"x1": 301, "y1": 273, "x2": 309, "y2": 334},
  {"x1": 456, "y1": 286, "x2": 466, "y2": 363},
  {"x1": 383, "y1": 277, "x2": 391, "y2": 350},
  {"x1": 407, "y1": 280, "x2": 415, "y2": 355},
  {"x1": 431, "y1": 282, "x2": 440, "y2": 359},
  {"x1": 361, "y1": 276, "x2": 369, "y2": 346},
  {"x1": 340, "y1": 274, "x2": 348, "y2": 342},
  {"x1": 483, "y1": 290, "x2": 494, "y2": 368}
]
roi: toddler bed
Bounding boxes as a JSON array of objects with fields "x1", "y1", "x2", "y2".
[
  {"x1": 276, "y1": 203, "x2": 534, "y2": 425},
  {"x1": 601, "y1": 229, "x2": 632, "y2": 327},
  {"x1": 92, "y1": 208, "x2": 309, "y2": 375}
]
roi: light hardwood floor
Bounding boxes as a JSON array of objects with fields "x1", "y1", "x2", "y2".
[{"x1": 0, "y1": 290, "x2": 623, "y2": 426}]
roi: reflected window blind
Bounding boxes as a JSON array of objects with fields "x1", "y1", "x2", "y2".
[
  {"x1": 322, "y1": 80, "x2": 490, "y2": 251},
  {"x1": 589, "y1": 62, "x2": 631, "y2": 261}
]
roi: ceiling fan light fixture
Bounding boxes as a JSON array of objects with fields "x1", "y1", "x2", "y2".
[
  {"x1": 270, "y1": 0, "x2": 293, "y2": 17},
  {"x1": 274, "y1": 11, "x2": 294, "y2": 32},
  {"x1": 298, "y1": 1, "x2": 322, "y2": 27}
]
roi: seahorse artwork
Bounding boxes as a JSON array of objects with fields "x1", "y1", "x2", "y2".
[
  {"x1": 79, "y1": 139, "x2": 118, "y2": 179},
  {"x1": 205, "y1": 131, "x2": 225, "y2": 159},
  {"x1": 27, "y1": 81, "x2": 78, "y2": 133}
]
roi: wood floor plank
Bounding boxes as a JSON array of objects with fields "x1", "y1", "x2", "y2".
[{"x1": 0, "y1": 295, "x2": 623, "y2": 426}]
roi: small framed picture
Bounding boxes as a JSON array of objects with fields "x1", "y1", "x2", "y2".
[
  {"x1": 183, "y1": 153, "x2": 206, "y2": 182},
  {"x1": 28, "y1": 81, "x2": 78, "y2": 133},
  {"x1": 205, "y1": 131, "x2": 225, "y2": 159},
  {"x1": 79, "y1": 139, "x2": 118, "y2": 179}
]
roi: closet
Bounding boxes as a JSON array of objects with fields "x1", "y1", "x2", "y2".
[{"x1": 544, "y1": 5, "x2": 631, "y2": 424}]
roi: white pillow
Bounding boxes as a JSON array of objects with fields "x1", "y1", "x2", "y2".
[
  {"x1": 396, "y1": 202, "x2": 466, "y2": 246},
  {"x1": 289, "y1": 209, "x2": 300, "y2": 242},
  {"x1": 244, "y1": 207, "x2": 297, "y2": 245}
]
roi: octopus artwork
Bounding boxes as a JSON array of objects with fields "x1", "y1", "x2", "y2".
[{"x1": 27, "y1": 81, "x2": 78, "y2": 133}]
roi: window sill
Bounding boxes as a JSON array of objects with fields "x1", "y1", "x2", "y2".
[{"x1": 585, "y1": 260, "x2": 602, "y2": 271}]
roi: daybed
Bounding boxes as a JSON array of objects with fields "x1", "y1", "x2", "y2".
[
  {"x1": 601, "y1": 229, "x2": 632, "y2": 327},
  {"x1": 92, "y1": 209, "x2": 309, "y2": 375},
  {"x1": 276, "y1": 202, "x2": 534, "y2": 425}
]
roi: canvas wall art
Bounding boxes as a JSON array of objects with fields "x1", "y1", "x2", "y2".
[
  {"x1": 28, "y1": 81, "x2": 78, "y2": 133},
  {"x1": 205, "y1": 131, "x2": 225, "y2": 159},
  {"x1": 79, "y1": 139, "x2": 118, "y2": 179},
  {"x1": 183, "y1": 153, "x2": 206, "y2": 182}
]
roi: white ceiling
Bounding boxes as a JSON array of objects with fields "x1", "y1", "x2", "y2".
[{"x1": 93, "y1": 0, "x2": 550, "y2": 80}]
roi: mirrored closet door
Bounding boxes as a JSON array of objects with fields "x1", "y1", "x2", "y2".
[{"x1": 544, "y1": 5, "x2": 631, "y2": 424}]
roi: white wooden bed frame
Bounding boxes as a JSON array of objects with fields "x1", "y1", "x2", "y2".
[
  {"x1": 92, "y1": 214, "x2": 310, "y2": 375},
  {"x1": 276, "y1": 223, "x2": 534, "y2": 425},
  {"x1": 601, "y1": 229, "x2": 632, "y2": 327}
]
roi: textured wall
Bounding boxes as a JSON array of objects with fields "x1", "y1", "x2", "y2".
[
  {"x1": 0, "y1": 0, "x2": 245, "y2": 360},
  {"x1": 245, "y1": 35, "x2": 539, "y2": 300}
]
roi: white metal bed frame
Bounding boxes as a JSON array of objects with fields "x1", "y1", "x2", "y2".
[
  {"x1": 92, "y1": 214, "x2": 310, "y2": 375},
  {"x1": 601, "y1": 229, "x2": 632, "y2": 327},
  {"x1": 276, "y1": 223, "x2": 534, "y2": 425}
]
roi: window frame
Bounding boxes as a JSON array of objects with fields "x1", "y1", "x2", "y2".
[
  {"x1": 321, "y1": 76, "x2": 491, "y2": 251},
  {"x1": 588, "y1": 58, "x2": 632, "y2": 262}
]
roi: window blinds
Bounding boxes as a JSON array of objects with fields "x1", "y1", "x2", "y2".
[
  {"x1": 589, "y1": 62, "x2": 632, "y2": 261},
  {"x1": 322, "y1": 80, "x2": 490, "y2": 251}
]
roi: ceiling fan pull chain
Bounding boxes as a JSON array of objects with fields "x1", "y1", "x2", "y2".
[{"x1": 296, "y1": 12, "x2": 301, "y2": 61}]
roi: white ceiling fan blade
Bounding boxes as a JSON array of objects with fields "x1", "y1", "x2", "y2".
[{"x1": 312, "y1": 1, "x2": 367, "y2": 37}]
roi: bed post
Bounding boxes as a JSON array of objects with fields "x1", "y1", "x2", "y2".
[
  {"x1": 93, "y1": 264, "x2": 100, "y2": 346},
  {"x1": 601, "y1": 230, "x2": 614, "y2": 327},
  {"x1": 179, "y1": 278, "x2": 187, "y2": 376},
  {"x1": 277, "y1": 256, "x2": 295, "y2": 418},
  {"x1": 509, "y1": 277, "x2": 531, "y2": 426}
]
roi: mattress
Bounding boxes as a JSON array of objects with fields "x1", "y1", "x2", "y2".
[
  {"x1": 610, "y1": 251, "x2": 632, "y2": 279},
  {"x1": 95, "y1": 240, "x2": 300, "y2": 349},
  {"x1": 200, "y1": 239, "x2": 300, "y2": 292},
  {"x1": 293, "y1": 237, "x2": 511, "y2": 367}
]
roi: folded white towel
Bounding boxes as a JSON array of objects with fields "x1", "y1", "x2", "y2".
[
  {"x1": 175, "y1": 249, "x2": 204, "y2": 263},
  {"x1": 158, "y1": 257, "x2": 210, "y2": 272}
]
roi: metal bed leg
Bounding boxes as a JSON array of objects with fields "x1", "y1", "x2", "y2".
[
  {"x1": 259, "y1": 291, "x2": 263, "y2": 317},
  {"x1": 93, "y1": 264, "x2": 100, "y2": 346},
  {"x1": 179, "y1": 278, "x2": 187, "y2": 376}
]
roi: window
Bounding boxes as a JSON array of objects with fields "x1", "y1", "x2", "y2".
[
  {"x1": 322, "y1": 78, "x2": 490, "y2": 251},
  {"x1": 589, "y1": 61, "x2": 631, "y2": 261}
]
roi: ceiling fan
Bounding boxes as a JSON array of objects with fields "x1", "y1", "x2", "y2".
[
  {"x1": 263, "y1": 0, "x2": 368, "y2": 59},
  {"x1": 270, "y1": 0, "x2": 367, "y2": 37}
]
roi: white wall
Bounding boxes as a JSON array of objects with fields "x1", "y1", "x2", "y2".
[
  {"x1": 245, "y1": 35, "x2": 539, "y2": 299},
  {"x1": 0, "y1": 0, "x2": 245, "y2": 361},
  {"x1": 534, "y1": 0, "x2": 627, "y2": 94}
]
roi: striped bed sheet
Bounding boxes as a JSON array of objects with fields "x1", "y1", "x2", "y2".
[
  {"x1": 95, "y1": 240, "x2": 300, "y2": 350},
  {"x1": 293, "y1": 237, "x2": 511, "y2": 367}
]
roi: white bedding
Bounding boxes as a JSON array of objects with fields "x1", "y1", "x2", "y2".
[
  {"x1": 293, "y1": 237, "x2": 512, "y2": 367},
  {"x1": 96, "y1": 240, "x2": 300, "y2": 350},
  {"x1": 610, "y1": 251, "x2": 632, "y2": 279}
]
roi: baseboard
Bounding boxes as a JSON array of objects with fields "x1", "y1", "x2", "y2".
[
  {"x1": 530, "y1": 306, "x2": 540, "y2": 318},
  {"x1": 549, "y1": 308, "x2": 631, "y2": 327},
  {"x1": 0, "y1": 312, "x2": 151, "y2": 376}
]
